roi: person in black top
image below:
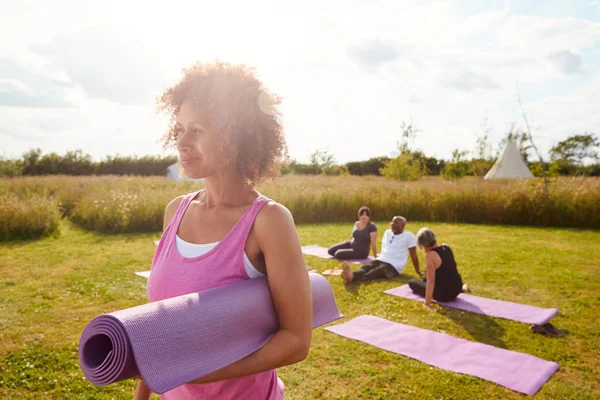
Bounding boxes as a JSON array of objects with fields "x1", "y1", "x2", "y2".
[
  {"x1": 409, "y1": 227, "x2": 467, "y2": 309},
  {"x1": 327, "y1": 206, "x2": 378, "y2": 260}
]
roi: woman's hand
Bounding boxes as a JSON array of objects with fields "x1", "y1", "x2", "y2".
[
  {"x1": 134, "y1": 379, "x2": 152, "y2": 400},
  {"x1": 188, "y1": 202, "x2": 312, "y2": 385},
  {"x1": 423, "y1": 301, "x2": 436, "y2": 310}
]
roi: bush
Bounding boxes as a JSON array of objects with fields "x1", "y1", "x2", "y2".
[
  {"x1": 380, "y1": 154, "x2": 428, "y2": 181},
  {"x1": 345, "y1": 157, "x2": 391, "y2": 176},
  {"x1": 0, "y1": 193, "x2": 61, "y2": 241},
  {"x1": 0, "y1": 158, "x2": 22, "y2": 177},
  {"x1": 441, "y1": 150, "x2": 469, "y2": 180}
]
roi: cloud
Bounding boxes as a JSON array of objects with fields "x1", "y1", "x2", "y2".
[
  {"x1": 347, "y1": 39, "x2": 401, "y2": 69},
  {"x1": 31, "y1": 29, "x2": 168, "y2": 105},
  {"x1": 546, "y1": 50, "x2": 582, "y2": 74},
  {"x1": 0, "y1": 59, "x2": 71, "y2": 108},
  {"x1": 442, "y1": 69, "x2": 500, "y2": 92},
  {"x1": 0, "y1": 125, "x2": 46, "y2": 141}
]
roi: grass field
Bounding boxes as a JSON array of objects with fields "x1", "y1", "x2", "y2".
[{"x1": 1, "y1": 219, "x2": 599, "y2": 399}]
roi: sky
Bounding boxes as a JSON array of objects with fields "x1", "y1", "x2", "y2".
[{"x1": 0, "y1": 0, "x2": 599, "y2": 163}]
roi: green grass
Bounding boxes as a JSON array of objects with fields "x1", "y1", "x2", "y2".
[{"x1": 1, "y1": 220, "x2": 599, "y2": 399}]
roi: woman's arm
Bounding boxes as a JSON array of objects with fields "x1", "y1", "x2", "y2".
[
  {"x1": 424, "y1": 252, "x2": 437, "y2": 308},
  {"x1": 369, "y1": 231, "x2": 378, "y2": 258},
  {"x1": 189, "y1": 202, "x2": 312, "y2": 384}
]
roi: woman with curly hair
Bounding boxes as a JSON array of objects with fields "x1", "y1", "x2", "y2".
[{"x1": 137, "y1": 61, "x2": 312, "y2": 400}]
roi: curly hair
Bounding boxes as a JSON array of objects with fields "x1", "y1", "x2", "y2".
[{"x1": 157, "y1": 61, "x2": 288, "y2": 184}]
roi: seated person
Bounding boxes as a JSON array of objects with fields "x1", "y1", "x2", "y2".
[
  {"x1": 341, "y1": 216, "x2": 422, "y2": 284},
  {"x1": 408, "y1": 227, "x2": 466, "y2": 308},
  {"x1": 328, "y1": 206, "x2": 378, "y2": 260}
]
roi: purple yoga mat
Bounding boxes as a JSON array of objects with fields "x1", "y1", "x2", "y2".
[
  {"x1": 385, "y1": 285, "x2": 558, "y2": 325},
  {"x1": 79, "y1": 273, "x2": 342, "y2": 394},
  {"x1": 302, "y1": 245, "x2": 373, "y2": 264},
  {"x1": 326, "y1": 315, "x2": 559, "y2": 396}
]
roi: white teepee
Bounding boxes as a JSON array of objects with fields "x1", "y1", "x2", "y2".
[{"x1": 484, "y1": 138, "x2": 533, "y2": 179}]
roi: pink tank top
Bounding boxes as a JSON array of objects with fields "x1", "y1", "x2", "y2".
[{"x1": 147, "y1": 190, "x2": 284, "y2": 400}]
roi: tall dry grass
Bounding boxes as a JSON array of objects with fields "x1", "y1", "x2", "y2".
[
  {"x1": 260, "y1": 175, "x2": 600, "y2": 228},
  {"x1": 0, "y1": 175, "x2": 598, "y2": 239},
  {"x1": 0, "y1": 193, "x2": 61, "y2": 241}
]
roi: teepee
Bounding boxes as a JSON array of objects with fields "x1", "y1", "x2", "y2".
[{"x1": 484, "y1": 137, "x2": 533, "y2": 179}]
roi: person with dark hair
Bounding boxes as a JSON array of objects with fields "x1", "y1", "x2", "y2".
[
  {"x1": 408, "y1": 227, "x2": 466, "y2": 309},
  {"x1": 136, "y1": 61, "x2": 311, "y2": 400},
  {"x1": 327, "y1": 206, "x2": 378, "y2": 260},
  {"x1": 341, "y1": 216, "x2": 423, "y2": 284}
]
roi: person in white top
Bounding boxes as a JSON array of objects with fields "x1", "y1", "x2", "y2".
[{"x1": 341, "y1": 216, "x2": 423, "y2": 284}]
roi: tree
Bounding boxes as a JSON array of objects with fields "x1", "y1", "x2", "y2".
[
  {"x1": 345, "y1": 157, "x2": 391, "y2": 176},
  {"x1": 441, "y1": 149, "x2": 469, "y2": 180},
  {"x1": 21, "y1": 148, "x2": 42, "y2": 175},
  {"x1": 380, "y1": 153, "x2": 428, "y2": 181},
  {"x1": 397, "y1": 120, "x2": 421, "y2": 155},
  {"x1": 308, "y1": 149, "x2": 343, "y2": 175},
  {"x1": 550, "y1": 133, "x2": 599, "y2": 165},
  {"x1": 475, "y1": 114, "x2": 493, "y2": 160},
  {"x1": 517, "y1": 86, "x2": 548, "y2": 198}
]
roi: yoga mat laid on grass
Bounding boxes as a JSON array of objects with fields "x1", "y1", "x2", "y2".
[
  {"x1": 326, "y1": 315, "x2": 559, "y2": 396},
  {"x1": 79, "y1": 273, "x2": 342, "y2": 394},
  {"x1": 302, "y1": 245, "x2": 373, "y2": 264},
  {"x1": 385, "y1": 285, "x2": 558, "y2": 325}
]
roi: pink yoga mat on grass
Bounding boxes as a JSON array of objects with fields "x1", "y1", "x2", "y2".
[
  {"x1": 326, "y1": 315, "x2": 559, "y2": 396},
  {"x1": 302, "y1": 245, "x2": 373, "y2": 264},
  {"x1": 385, "y1": 285, "x2": 558, "y2": 325}
]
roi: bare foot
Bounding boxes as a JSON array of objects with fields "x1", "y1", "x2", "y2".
[
  {"x1": 462, "y1": 283, "x2": 471, "y2": 293},
  {"x1": 341, "y1": 262, "x2": 353, "y2": 284}
]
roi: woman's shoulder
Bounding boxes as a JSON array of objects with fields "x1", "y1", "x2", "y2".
[
  {"x1": 163, "y1": 191, "x2": 199, "y2": 230},
  {"x1": 369, "y1": 222, "x2": 377, "y2": 231},
  {"x1": 255, "y1": 200, "x2": 294, "y2": 227}
]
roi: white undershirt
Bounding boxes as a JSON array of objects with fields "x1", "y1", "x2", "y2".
[{"x1": 176, "y1": 235, "x2": 265, "y2": 279}]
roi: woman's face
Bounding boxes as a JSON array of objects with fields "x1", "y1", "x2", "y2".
[
  {"x1": 359, "y1": 212, "x2": 370, "y2": 223},
  {"x1": 175, "y1": 101, "x2": 221, "y2": 179}
]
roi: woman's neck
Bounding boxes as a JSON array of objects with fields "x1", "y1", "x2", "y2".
[
  {"x1": 202, "y1": 172, "x2": 257, "y2": 207},
  {"x1": 424, "y1": 244, "x2": 440, "y2": 253}
]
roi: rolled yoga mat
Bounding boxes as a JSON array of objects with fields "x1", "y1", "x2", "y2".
[
  {"x1": 133, "y1": 269, "x2": 318, "y2": 279},
  {"x1": 385, "y1": 284, "x2": 558, "y2": 325},
  {"x1": 79, "y1": 272, "x2": 342, "y2": 394},
  {"x1": 302, "y1": 245, "x2": 373, "y2": 264},
  {"x1": 326, "y1": 315, "x2": 559, "y2": 396}
]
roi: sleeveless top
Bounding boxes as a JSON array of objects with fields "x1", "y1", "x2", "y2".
[
  {"x1": 432, "y1": 245, "x2": 463, "y2": 300},
  {"x1": 147, "y1": 190, "x2": 284, "y2": 400}
]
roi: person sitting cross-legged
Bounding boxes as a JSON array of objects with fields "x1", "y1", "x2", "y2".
[
  {"x1": 341, "y1": 216, "x2": 422, "y2": 284},
  {"x1": 408, "y1": 227, "x2": 467, "y2": 309}
]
